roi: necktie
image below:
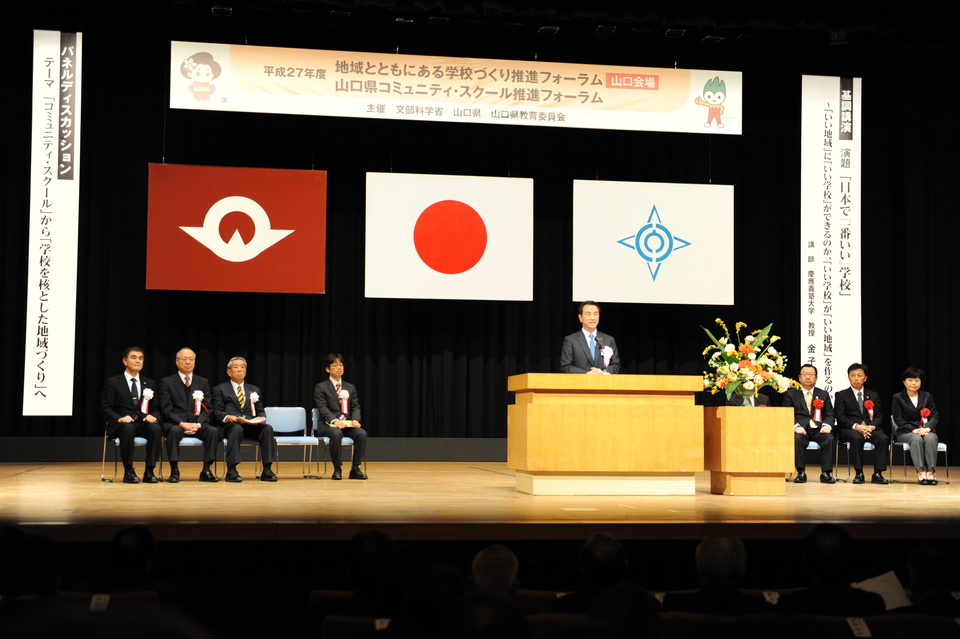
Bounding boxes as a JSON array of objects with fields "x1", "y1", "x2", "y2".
[
  {"x1": 184, "y1": 375, "x2": 191, "y2": 388},
  {"x1": 857, "y1": 391, "x2": 864, "y2": 412},
  {"x1": 130, "y1": 378, "x2": 139, "y2": 403},
  {"x1": 237, "y1": 385, "x2": 245, "y2": 410},
  {"x1": 806, "y1": 391, "x2": 815, "y2": 429},
  {"x1": 749, "y1": 396, "x2": 755, "y2": 407},
  {"x1": 588, "y1": 334, "x2": 596, "y2": 361},
  {"x1": 336, "y1": 382, "x2": 341, "y2": 394}
]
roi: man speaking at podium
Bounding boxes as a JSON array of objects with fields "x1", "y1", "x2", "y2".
[{"x1": 560, "y1": 301, "x2": 620, "y2": 375}]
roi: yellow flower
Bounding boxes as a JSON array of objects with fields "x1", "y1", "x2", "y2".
[
  {"x1": 702, "y1": 345, "x2": 716, "y2": 356},
  {"x1": 770, "y1": 335, "x2": 781, "y2": 344},
  {"x1": 735, "y1": 322, "x2": 747, "y2": 333}
]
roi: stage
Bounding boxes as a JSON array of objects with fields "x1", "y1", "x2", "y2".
[{"x1": 3, "y1": 461, "x2": 959, "y2": 543}]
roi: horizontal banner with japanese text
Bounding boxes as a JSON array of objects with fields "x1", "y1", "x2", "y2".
[{"x1": 170, "y1": 41, "x2": 741, "y2": 134}]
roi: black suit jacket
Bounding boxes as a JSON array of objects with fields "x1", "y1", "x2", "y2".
[
  {"x1": 211, "y1": 381, "x2": 266, "y2": 423},
  {"x1": 726, "y1": 392, "x2": 771, "y2": 407},
  {"x1": 100, "y1": 374, "x2": 161, "y2": 427},
  {"x1": 314, "y1": 378, "x2": 361, "y2": 425},
  {"x1": 782, "y1": 386, "x2": 835, "y2": 433},
  {"x1": 891, "y1": 390, "x2": 939, "y2": 436},
  {"x1": 158, "y1": 373, "x2": 212, "y2": 425},
  {"x1": 560, "y1": 330, "x2": 620, "y2": 374},
  {"x1": 834, "y1": 387, "x2": 885, "y2": 433}
]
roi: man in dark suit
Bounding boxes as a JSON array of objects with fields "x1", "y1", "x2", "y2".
[
  {"x1": 560, "y1": 300, "x2": 620, "y2": 374},
  {"x1": 783, "y1": 364, "x2": 836, "y2": 484},
  {"x1": 834, "y1": 363, "x2": 889, "y2": 484},
  {"x1": 314, "y1": 353, "x2": 368, "y2": 480},
  {"x1": 100, "y1": 346, "x2": 162, "y2": 484},
  {"x1": 727, "y1": 392, "x2": 770, "y2": 407},
  {"x1": 157, "y1": 347, "x2": 220, "y2": 483},
  {"x1": 211, "y1": 356, "x2": 277, "y2": 482}
]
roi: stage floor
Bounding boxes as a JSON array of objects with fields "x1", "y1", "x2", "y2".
[{"x1": 2, "y1": 462, "x2": 959, "y2": 542}]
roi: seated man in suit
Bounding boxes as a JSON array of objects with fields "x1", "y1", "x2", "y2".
[
  {"x1": 727, "y1": 391, "x2": 770, "y2": 407},
  {"x1": 560, "y1": 300, "x2": 620, "y2": 374},
  {"x1": 783, "y1": 364, "x2": 837, "y2": 484},
  {"x1": 314, "y1": 353, "x2": 368, "y2": 480},
  {"x1": 834, "y1": 363, "x2": 889, "y2": 484},
  {"x1": 100, "y1": 346, "x2": 162, "y2": 484},
  {"x1": 157, "y1": 347, "x2": 220, "y2": 483},
  {"x1": 212, "y1": 357, "x2": 277, "y2": 482}
]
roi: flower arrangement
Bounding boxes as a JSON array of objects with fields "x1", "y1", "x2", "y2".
[{"x1": 701, "y1": 319, "x2": 798, "y2": 399}]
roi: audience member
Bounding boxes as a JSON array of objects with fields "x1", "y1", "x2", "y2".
[
  {"x1": 470, "y1": 544, "x2": 519, "y2": 601},
  {"x1": 552, "y1": 532, "x2": 628, "y2": 614},
  {"x1": 662, "y1": 534, "x2": 773, "y2": 615},
  {"x1": 889, "y1": 543, "x2": 960, "y2": 616},
  {"x1": 776, "y1": 524, "x2": 885, "y2": 617}
]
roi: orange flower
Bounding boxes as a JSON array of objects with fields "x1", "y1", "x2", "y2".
[{"x1": 738, "y1": 344, "x2": 755, "y2": 355}]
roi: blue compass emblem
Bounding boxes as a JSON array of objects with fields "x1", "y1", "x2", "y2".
[{"x1": 616, "y1": 205, "x2": 691, "y2": 281}]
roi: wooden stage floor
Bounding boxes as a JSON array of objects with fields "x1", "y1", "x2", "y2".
[{"x1": 2, "y1": 462, "x2": 959, "y2": 542}]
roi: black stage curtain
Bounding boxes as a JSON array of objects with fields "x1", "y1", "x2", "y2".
[{"x1": 3, "y1": 6, "x2": 958, "y2": 459}]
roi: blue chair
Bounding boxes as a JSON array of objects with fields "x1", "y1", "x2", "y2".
[
  {"x1": 311, "y1": 408, "x2": 363, "y2": 477},
  {"x1": 158, "y1": 434, "x2": 214, "y2": 480},
  {"x1": 891, "y1": 416, "x2": 949, "y2": 484},
  {"x1": 265, "y1": 407, "x2": 321, "y2": 478},
  {"x1": 101, "y1": 425, "x2": 153, "y2": 482}
]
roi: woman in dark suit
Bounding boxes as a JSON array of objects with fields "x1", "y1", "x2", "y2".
[{"x1": 891, "y1": 367, "x2": 940, "y2": 485}]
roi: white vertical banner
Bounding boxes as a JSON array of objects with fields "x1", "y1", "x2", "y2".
[
  {"x1": 22, "y1": 30, "x2": 82, "y2": 415},
  {"x1": 799, "y1": 75, "x2": 861, "y2": 395}
]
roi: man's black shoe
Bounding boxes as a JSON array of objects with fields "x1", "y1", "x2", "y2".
[
  {"x1": 199, "y1": 469, "x2": 219, "y2": 482},
  {"x1": 167, "y1": 469, "x2": 181, "y2": 483},
  {"x1": 852, "y1": 472, "x2": 865, "y2": 484},
  {"x1": 820, "y1": 472, "x2": 836, "y2": 484},
  {"x1": 143, "y1": 469, "x2": 160, "y2": 484},
  {"x1": 260, "y1": 469, "x2": 278, "y2": 482},
  {"x1": 871, "y1": 472, "x2": 889, "y2": 485},
  {"x1": 332, "y1": 468, "x2": 342, "y2": 480},
  {"x1": 225, "y1": 468, "x2": 243, "y2": 482},
  {"x1": 794, "y1": 471, "x2": 807, "y2": 483},
  {"x1": 122, "y1": 469, "x2": 141, "y2": 484},
  {"x1": 349, "y1": 467, "x2": 368, "y2": 480}
]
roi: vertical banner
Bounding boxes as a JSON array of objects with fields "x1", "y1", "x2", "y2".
[
  {"x1": 22, "y1": 31, "x2": 82, "y2": 415},
  {"x1": 799, "y1": 76, "x2": 861, "y2": 394}
]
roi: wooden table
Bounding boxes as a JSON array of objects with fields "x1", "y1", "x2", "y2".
[{"x1": 507, "y1": 373, "x2": 704, "y2": 495}]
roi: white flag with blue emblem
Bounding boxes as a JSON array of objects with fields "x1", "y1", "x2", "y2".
[{"x1": 572, "y1": 180, "x2": 734, "y2": 305}]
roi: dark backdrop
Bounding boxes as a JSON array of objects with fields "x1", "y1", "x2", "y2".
[{"x1": 3, "y1": 4, "x2": 957, "y2": 456}]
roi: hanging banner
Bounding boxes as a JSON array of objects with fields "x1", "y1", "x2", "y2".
[
  {"x1": 169, "y1": 41, "x2": 742, "y2": 135},
  {"x1": 146, "y1": 164, "x2": 327, "y2": 294},
  {"x1": 22, "y1": 30, "x2": 82, "y2": 416},
  {"x1": 572, "y1": 180, "x2": 734, "y2": 305},
  {"x1": 799, "y1": 75, "x2": 862, "y2": 394}
]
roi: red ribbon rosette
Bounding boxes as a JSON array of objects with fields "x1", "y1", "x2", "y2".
[
  {"x1": 812, "y1": 398, "x2": 824, "y2": 423},
  {"x1": 863, "y1": 399, "x2": 874, "y2": 421},
  {"x1": 920, "y1": 407, "x2": 931, "y2": 427}
]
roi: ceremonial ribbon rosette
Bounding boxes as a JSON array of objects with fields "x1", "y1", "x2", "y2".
[
  {"x1": 701, "y1": 319, "x2": 798, "y2": 399},
  {"x1": 192, "y1": 390, "x2": 204, "y2": 416},
  {"x1": 921, "y1": 407, "x2": 931, "y2": 427},
  {"x1": 338, "y1": 389, "x2": 350, "y2": 416},
  {"x1": 863, "y1": 399, "x2": 874, "y2": 421},
  {"x1": 249, "y1": 392, "x2": 260, "y2": 416},
  {"x1": 140, "y1": 388, "x2": 154, "y2": 414},
  {"x1": 601, "y1": 345, "x2": 613, "y2": 368},
  {"x1": 812, "y1": 398, "x2": 824, "y2": 423}
]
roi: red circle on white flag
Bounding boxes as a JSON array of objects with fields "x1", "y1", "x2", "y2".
[{"x1": 413, "y1": 200, "x2": 487, "y2": 274}]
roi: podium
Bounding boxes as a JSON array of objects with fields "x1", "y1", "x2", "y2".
[
  {"x1": 703, "y1": 406, "x2": 793, "y2": 495},
  {"x1": 507, "y1": 373, "x2": 704, "y2": 495}
]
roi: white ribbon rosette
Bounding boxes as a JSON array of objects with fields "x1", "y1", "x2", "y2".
[
  {"x1": 338, "y1": 389, "x2": 350, "y2": 415},
  {"x1": 601, "y1": 345, "x2": 613, "y2": 368},
  {"x1": 192, "y1": 390, "x2": 204, "y2": 416},
  {"x1": 140, "y1": 388, "x2": 154, "y2": 414}
]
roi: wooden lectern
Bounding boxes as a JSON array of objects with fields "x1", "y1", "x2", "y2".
[
  {"x1": 703, "y1": 406, "x2": 793, "y2": 495},
  {"x1": 507, "y1": 373, "x2": 704, "y2": 495}
]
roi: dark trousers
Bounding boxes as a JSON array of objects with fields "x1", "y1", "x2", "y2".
[
  {"x1": 838, "y1": 428, "x2": 889, "y2": 472},
  {"x1": 162, "y1": 422, "x2": 220, "y2": 463},
  {"x1": 108, "y1": 420, "x2": 162, "y2": 470},
  {"x1": 316, "y1": 424, "x2": 367, "y2": 468},
  {"x1": 223, "y1": 422, "x2": 275, "y2": 467},
  {"x1": 795, "y1": 429, "x2": 835, "y2": 472}
]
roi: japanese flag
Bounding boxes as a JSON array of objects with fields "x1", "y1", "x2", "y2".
[{"x1": 365, "y1": 173, "x2": 533, "y2": 300}]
